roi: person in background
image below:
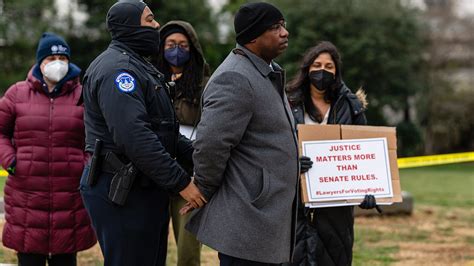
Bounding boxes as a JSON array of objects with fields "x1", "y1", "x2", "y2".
[
  {"x1": 155, "y1": 20, "x2": 210, "y2": 139},
  {"x1": 284, "y1": 41, "x2": 378, "y2": 266},
  {"x1": 154, "y1": 20, "x2": 209, "y2": 266},
  {"x1": 185, "y1": 2, "x2": 299, "y2": 265},
  {"x1": 153, "y1": 20, "x2": 210, "y2": 266},
  {"x1": 0, "y1": 32, "x2": 96, "y2": 266}
]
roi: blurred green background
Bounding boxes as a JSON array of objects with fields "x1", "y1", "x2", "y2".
[{"x1": 1, "y1": 1, "x2": 473, "y2": 264}]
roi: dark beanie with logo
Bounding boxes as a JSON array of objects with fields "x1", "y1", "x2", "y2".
[
  {"x1": 234, "y1": 2, "x2": 284, "y2": 45},
  {"x1": 36, "y1": 32, "x2": 71, "y2": 64}
]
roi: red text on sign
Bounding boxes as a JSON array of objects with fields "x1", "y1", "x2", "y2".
[
  {"x1": 319, "y1": 175, "x2": 349, "y2": 183},
  {"x1": 351, "y1": 174, "x2": 377, "y2": 181},
  {"x1": 336, "y1": 164, "x2": 358, "y2": 171},
  {"x1": 329, "y1": 144, "x2": 361, "y2": 151},
  {"x1": 353, "y1": 153, "x2": 375, "y2": 160}
]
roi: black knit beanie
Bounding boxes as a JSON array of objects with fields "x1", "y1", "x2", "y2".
[{"x1": 234, "y1": 2, "x2": 284, "y2": 45}]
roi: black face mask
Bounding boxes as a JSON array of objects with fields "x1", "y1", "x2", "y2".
[
  {"x1": 309, "y1": 69, "x2": 336, "y2": 93},
  {"x1": 110, "y1": 24, "x2": 160, "y2": 57},
  {"x1": 106, "y1": 1, "x2": 160, "y2": 57}
]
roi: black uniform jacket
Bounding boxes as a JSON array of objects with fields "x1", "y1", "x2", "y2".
[
  {"x1": 287, "y1": 84, "x2": 367, "y2": 266},
  {"x1": 82, "y1": 40, "x2": 192, "y2": 193}
]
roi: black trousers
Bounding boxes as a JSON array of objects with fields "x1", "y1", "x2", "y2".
[
  {"x1": 17, "y1": 253, "x2": 76, "y2": 266},
  {"x1": 218, "y1": 253, "x2": 279, "y2": 266},
  {"x1": 80, "y1": 166, "x2": 169, "y2": 266}
]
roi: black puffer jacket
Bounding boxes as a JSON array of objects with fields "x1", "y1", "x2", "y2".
[{"x1": 285, "y1": 84, "x2": 367, "y2": 266}]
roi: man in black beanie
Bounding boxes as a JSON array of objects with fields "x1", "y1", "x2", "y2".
[
  {"x1": 233, "y1": 2, "x2": 289, "y2": 63},
  {"x1": 186, "y1": 2, "x2": 298, "y2": 265},
  {"x1": 80, "y1": 1, "x2": 206, "y2": 265}
]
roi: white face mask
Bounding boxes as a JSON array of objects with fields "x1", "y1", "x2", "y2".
[{"x1": 43, "y1": 60, "x2": 69, "y2": 82}]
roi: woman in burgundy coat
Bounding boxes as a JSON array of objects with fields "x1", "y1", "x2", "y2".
[{"x1": 0, "y1": 33, "x2": 96, "y2": 266}]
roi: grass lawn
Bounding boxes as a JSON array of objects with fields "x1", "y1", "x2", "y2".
[
  {"x1": 352, "y1": 162, "x2": 474, "y2": 265},
  {"x1": 399, "y1": 163, "x2": 474, "y2": 207},
  {"x1": 0, "y1": 163, "x2": 473, "y2": 265},
  {"x1": 0, "y1": 174, "x2": 5, "y2": 197}
]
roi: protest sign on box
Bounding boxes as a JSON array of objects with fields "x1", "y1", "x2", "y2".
[{"x1": 297, "y1": 124, "x2": 402, "y2": 208}]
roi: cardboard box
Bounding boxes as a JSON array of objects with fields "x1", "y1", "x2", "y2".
[{"x1": 298, "y1": 124, "x2": 402, "y2": 205}]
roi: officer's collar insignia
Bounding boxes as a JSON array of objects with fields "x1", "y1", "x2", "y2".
[{"x1": 115, "y1": 72, "x2": 136, "y2": 93}]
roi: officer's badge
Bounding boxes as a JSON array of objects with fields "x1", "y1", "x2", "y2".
[{"x1": 115, "y1": 72, "x2": 136, "y2": 93}]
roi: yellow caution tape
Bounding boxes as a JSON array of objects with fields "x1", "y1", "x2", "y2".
[
  {"x1": 0, "y1": 152, "x2": 472, "y2": 176},
  {"x1": 397, "y1": 151, "x2": 474, "y2": 169}
]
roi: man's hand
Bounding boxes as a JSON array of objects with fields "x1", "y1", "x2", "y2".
[{"x1": 179, "y1": 180, "x2": 207, "y2": 209}]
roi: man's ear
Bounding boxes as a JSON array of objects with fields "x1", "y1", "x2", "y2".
[{"x1": 244, "y1": 38, "x2": 258, "y2": 51}]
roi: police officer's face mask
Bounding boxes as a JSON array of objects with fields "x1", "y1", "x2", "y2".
[
  {"x1": 108, "y1": 24, "x2": 160, "y2": 57},
  {"x1": 309, "y1": 69, "x2": 336, "y2": 93},
  {"x1": 43, "y1": 60, "x2": 69, "y2": 82},
  {"x1": 106, "y1": 1, "x2": 161, "y2": 57},
  {"x1": 164, "y1": 46, "x2": 190, "y2": 67}
]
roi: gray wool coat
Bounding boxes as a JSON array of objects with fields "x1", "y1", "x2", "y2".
[{"x1": 186, "y1": 44, "x2": 299, "y2": 263}]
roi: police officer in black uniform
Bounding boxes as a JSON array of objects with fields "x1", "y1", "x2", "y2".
[{"x1": 80, "y1": 1, "x2": 206, "y2": 265}]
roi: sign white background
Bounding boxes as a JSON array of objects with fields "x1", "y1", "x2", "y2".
[{"x1": 302, "y1": 138, "x2": 393, "y2": 203}]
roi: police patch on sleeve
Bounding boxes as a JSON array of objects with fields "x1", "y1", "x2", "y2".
[{"x1": 115, "y1": 72, "x2": 136, "y2": 93}]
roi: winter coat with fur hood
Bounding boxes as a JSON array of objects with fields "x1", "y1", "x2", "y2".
[{"x1": 291, "y1": 83, "x2": 367, "y2": 126}]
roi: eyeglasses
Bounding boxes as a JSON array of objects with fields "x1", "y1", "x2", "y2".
[
  {"x1": 164, "y1": 42, "x2": 190, "y2": 50},
  {"x1": 268, "y1": 21, "x2": 287, "y2": 32}
]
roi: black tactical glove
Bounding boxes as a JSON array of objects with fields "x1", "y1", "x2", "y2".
[
  {"x1": 359, "y1": 194, "x2": 382, "y2": 213},
  {"x1": 300, "y1": 156, "x2": 313, "y2": 174}
]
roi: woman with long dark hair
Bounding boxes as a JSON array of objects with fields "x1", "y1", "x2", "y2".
[
  {"x1": 285, "y1": 41, "x2": 378, "y2": 266},
  {"x1": 155, "y1": 21, "x2": 209, "y2": 133},
  {"x1": 154, "y1": 20, "x2": 210, "y2": 266}
]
